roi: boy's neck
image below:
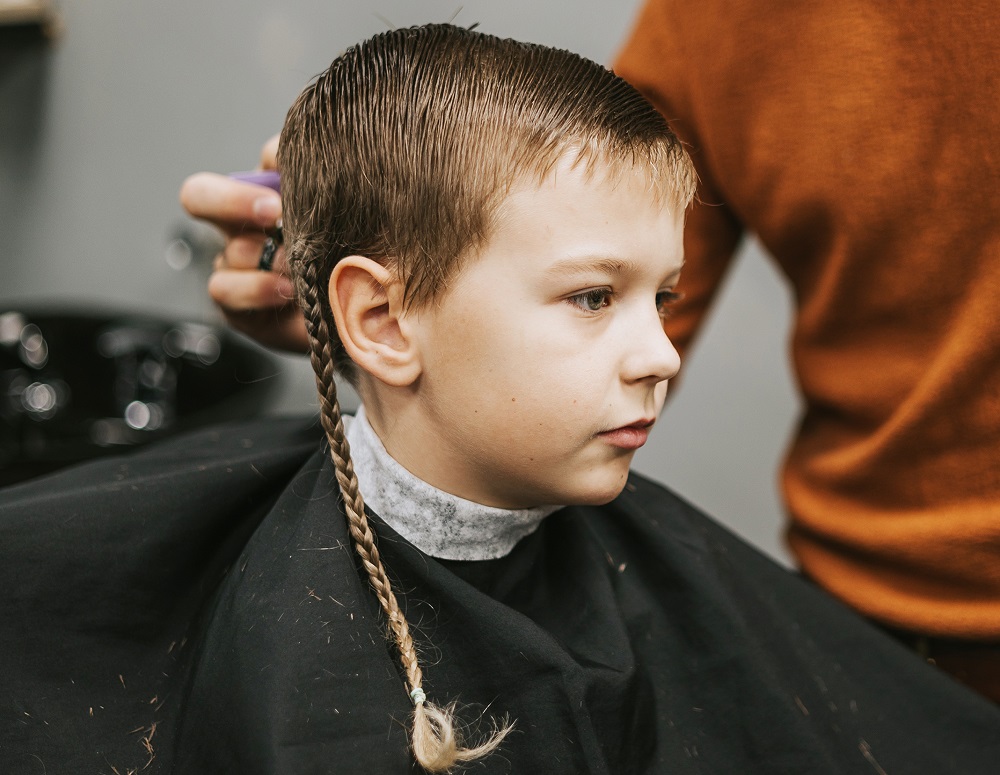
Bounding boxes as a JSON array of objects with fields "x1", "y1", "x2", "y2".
[
  {"x1": 346, "y1": 405, "x2": 558, "y2": 561},
  {"x1": 360, "y1": 385, "x2": 537, "y2": 509}
]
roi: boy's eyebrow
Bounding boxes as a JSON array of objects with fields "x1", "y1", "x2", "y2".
[
  {"x1": 543, "y1": 256, "x2": 643, "y2": 278},
  {"x1": 543, "y1": 255, "x2": 683, "y2": 280}
]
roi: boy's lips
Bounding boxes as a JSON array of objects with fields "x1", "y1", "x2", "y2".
[{"x1": 597, "y1": 419, "x2": 655, "y2": 450}]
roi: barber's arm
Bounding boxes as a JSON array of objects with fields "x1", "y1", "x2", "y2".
[{"x1": 179, "y1": 135, "x2": 309, "y2": 353}]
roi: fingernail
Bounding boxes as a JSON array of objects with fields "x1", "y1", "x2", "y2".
[
  {"x1": 253, "y1": 195, "x2": 282, "y2": 224},
  {"x1": 274, "y1": 275, "x2": 295, "y2": 299}
]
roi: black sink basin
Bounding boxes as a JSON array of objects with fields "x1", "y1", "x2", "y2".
[{"x1": 0, "y1": 306, "x2": 281, "y2": 485}]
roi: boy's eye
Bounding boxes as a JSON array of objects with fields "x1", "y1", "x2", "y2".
[
  {"x1": 655, "y1": 290, "x2": 683, "y2": 318},
  {"x1": 569, "y1": 288, "x2": 613, "y2": 312}
]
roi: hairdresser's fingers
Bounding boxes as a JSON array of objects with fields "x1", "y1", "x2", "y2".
[
  {"x1": 208, "y1": 270, "x2": 309, "y2": 353},
  {"x1": 213, "y1": 233, "x2": 287, "y2": 272},
  {"x1": 259, "y1": 134, "x2": 280, "y2": 170},
  {"x1": 180, "y1": 172, "x2": 282, "y2": 231},
  {"x1": 222, "y1": 306, "x2": 310, "y2": 354},
  {"x1": 208, "y1": 267, "x2": 294, "y2": 312}
]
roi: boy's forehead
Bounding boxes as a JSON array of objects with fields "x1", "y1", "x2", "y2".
[
  {"x1": 465, "y1": 156, "x2": 685, "y2": 280},
  {"x1": 496, "y1": 154, "x2": 680, "y2": 226}
]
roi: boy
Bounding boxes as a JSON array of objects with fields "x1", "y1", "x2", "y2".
[
  {"x1": 278, "y1": 23, "x2": 694, "y2": 769},
  {"x1": 3, "y1": 23, "x2": 999, "y2": 775}
]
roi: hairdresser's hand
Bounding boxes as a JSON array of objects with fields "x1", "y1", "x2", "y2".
[{"x1": 179, "y1": 135, "x2": 309, "y2": 353}]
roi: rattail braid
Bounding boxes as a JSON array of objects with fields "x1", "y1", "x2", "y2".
[{"x1": 292, "y1": 259, "x2": 511, "y2": 771}]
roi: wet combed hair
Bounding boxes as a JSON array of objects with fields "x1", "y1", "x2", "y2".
[{"x1": 278, "y1": 23, "x2": 696, "y2": 773}]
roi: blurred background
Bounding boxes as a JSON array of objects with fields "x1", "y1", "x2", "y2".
[{"x1": 0, "y1": 0, "x2": 799, "y2": 564}]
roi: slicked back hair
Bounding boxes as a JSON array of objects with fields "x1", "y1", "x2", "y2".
[{"x1": 278, "y1": 23, "x2": 695, "y2": 772}]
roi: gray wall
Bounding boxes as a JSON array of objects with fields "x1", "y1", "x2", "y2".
[{"x1": 1, "y1": 0, "x2": 799, "y2": 564}]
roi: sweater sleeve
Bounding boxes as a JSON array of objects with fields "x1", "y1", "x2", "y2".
[{"x1": 614, "y1": 0, "x2": 744, "y2": 363}]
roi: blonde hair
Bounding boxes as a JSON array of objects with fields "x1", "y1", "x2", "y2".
[{"x1": 279, "y1": 23, "x2": 696, "y2": 772}]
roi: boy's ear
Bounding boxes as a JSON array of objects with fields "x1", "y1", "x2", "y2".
[{"x1": 327, "y1": 256, "x2": 422, "y2": 387}]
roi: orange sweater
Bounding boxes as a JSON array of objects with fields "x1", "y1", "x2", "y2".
[{"x1": 616, "y1": 0, "x2": 1000, "y2": 638}]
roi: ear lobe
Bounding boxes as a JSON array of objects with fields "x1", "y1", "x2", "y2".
[{"x1": 328, "y1": 256, "x2": 422, "y2": 387}]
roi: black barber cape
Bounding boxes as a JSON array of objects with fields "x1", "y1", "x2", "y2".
[{"x1": 2, "y1": 417, "x2": 998, "y2": 774}]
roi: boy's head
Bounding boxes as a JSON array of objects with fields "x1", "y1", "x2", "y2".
[
  {"x1": 280, "y1": 23, "x2": 696, "y2": 509},
  {"x1": 280, "y1": 23, "x2": 696, "y2": 382}
]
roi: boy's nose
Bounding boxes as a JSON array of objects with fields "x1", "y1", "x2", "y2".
[{"x1": 622, "y1": 312, "x2": 680, "y2": 385}]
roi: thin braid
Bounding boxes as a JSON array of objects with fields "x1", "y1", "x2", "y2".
[{"x1": 292, "y1": 260, "x2": 512, "y2": 772}]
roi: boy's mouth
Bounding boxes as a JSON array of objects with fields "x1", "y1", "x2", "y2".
[{"x1": 596, "y1": 419, "x2": 655, "y2": 450}]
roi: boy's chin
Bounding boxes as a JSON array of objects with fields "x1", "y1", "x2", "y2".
[
  {"x1": 581, "y1": 489, "x2": 629, "y2": 506},
  {"x1": 496, "y1": 463, "x2": 633, "y2": 508},
  {"x1": 561, "y1": 474, "x2": 631, "y2": 507}
]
